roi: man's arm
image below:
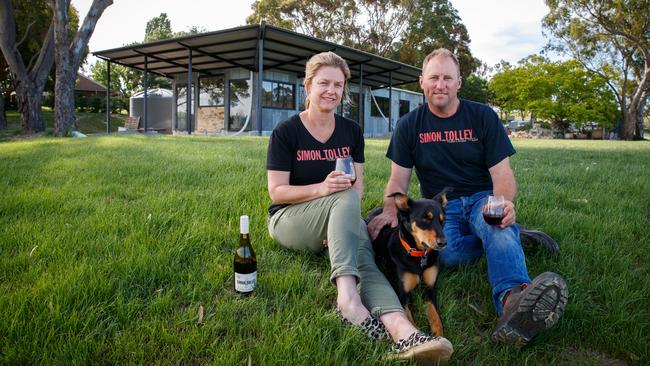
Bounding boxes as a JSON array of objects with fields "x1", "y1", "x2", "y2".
[
  {"x1": 367, "y1": 162, "x2": 412, "y2": 240},
  {"x1": 488, "y1": 157, "x2": 517, "y2": 228}
]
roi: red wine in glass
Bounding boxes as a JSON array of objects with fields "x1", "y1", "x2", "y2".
[
  {"x1": 482, "y1": 213, "x2": 503, "y2": 225},
  {"x1": 483, "y1": 195, "x2": 504, "y2": 226}
]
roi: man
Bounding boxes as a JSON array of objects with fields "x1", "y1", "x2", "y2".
[{"x1": 367, "y1": 48, "x2": 568, "y2": 346}]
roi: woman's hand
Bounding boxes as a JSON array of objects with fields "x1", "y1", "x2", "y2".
[{"x1": 317, "y1": 170, "x2": 353, "y2": 197}]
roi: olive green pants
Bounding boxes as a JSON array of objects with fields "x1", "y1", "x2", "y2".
[{"x1": 268, "y1": 189, "x2": 403, "y2": 317}]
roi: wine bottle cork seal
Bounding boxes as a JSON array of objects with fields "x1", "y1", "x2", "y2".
[{"x1": 240, "y1": 215, "x2": 249, "y2": 234}]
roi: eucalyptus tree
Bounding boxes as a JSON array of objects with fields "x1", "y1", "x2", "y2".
[
  {"x1": 51, "y1": 0, "x2": 112, "y2": 136},
  {"x1": 0, "y1": 0, "x2": 55, "y2": 132},
  {"x1": 395, "y1": 0, "x2": 479, "y2": 77},
  {"x1": 543, "y1": 0, "x2": 650, "y2": 140}
]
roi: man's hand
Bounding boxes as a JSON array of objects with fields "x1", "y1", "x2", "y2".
[
  {"x1": 367, "y1": 212, "x2": 397, "y2": 240},
  {"x1": 499, "y1": 199, "x2": 516, "y2": 228}
]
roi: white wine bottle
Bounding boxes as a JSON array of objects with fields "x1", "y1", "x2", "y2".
[{"x1": 234, "y1": 215, "x2": 257, "y2": 295}]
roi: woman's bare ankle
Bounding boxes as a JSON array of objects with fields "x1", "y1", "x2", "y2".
[
  {"x1": 335, "y1": 276, "x2": 369, "y2": 325},
  {"x1": 380, "y1": 311, "x2": 419, "y2": 342}
]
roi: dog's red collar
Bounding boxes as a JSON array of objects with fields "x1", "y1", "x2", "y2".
[{"x1": 399, "y1": 231, "x2": 431, "y2": 257}]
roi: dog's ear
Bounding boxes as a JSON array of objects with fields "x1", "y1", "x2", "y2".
[
  {"x1": 433, "y1": 187, "x2": 453, "y2": 209},
  {"x1": 387, "y1": 192, "x2": 412, "y2": 213}
]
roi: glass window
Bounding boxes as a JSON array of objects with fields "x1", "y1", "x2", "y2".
[
  {"x1": 262, "y1": 80, "x2": 295, "y2": 109},
  {"x1": 176, "y1": 83, "x2": 194, "y2": 131},
  {"x1": 370, "y1": 95, "x2": 390, "y2": 117},
  {"x1": 297, "y1": 85, "x2": 306, "y2": 111},
  {"x1": 228, "y1": 79, "x2": 252, "y2": 132},
  {"x1": 199, "y1": 75, "x2": 225, "y2": 107},
  {"x1": 399, "y1": 100, "x2": 410, "y2": 117}
]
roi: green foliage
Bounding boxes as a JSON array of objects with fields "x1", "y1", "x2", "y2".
[
  {"x1": 489, "y1": 58, "x2": 619, "y2": 131},
  {"x1": 1, "y1": 0, "x2": 80, "y2": 93},
  {"x1": 0, "y1": 137, "x2": 648, "y2": 365},
  {"x1": 89, "y1": 12, "x2": 185, "y2": 98},
  {"x1": 144, "y1": 13, "x2": 173, "y2": 42},
  {"x1": 174, "y1": 25, "x2": 208, "y2": 38},
  {"x1": 247, "y1": 0, "x2": 478, "y2": 70},
  {"x1": 89, "y1": 59, "x2": 171, "y2": 98},
  {"x1": 542, "y1": 0, "x2": 650, "y2": 139},
  {"x1": 394, "y1": 0, "x2": 479, "y2": 76},
  {"x1": 457, "y1": 74, "x2": 490, "y2": 104}
]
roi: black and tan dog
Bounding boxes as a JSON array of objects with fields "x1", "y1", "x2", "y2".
[{"x1": 366, "y1": 190, "x2": 450, "y2": 337}]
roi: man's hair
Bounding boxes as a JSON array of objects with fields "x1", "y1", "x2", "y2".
[
  {"x1": 303, "y1": 51, "x2": 351, "y2": 109},
  {"x1": 422, "y1": 48, "x2": 461, "y2": 76}
]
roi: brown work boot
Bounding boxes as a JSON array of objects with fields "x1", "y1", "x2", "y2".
[
  {"x1": 492, "y1": 272, "x2": 568, "y2": 346},
  {"x1": 517, "y1": 224, "x2": 560, "y2": 256}
]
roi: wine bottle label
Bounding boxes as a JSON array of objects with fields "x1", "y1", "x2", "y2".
[{"x1": 234, "y1": 271, "x2": 257, "y2": 292}]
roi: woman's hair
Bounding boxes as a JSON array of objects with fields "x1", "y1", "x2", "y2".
[{"x1": 303, "y1": 51, "x2": 351, "y2": 109}]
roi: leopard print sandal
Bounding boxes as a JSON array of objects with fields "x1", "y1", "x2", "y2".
[
  {"x1": 388, "y1": 331, "x2": 453, "y2": 363},
  {"x1": 335, "y1": 309, "x2": 390, "y2": 340}
]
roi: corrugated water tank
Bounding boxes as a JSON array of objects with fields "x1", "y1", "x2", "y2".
[{"x1": 129, "y1": 88, "x2": 173, "y2": 130}]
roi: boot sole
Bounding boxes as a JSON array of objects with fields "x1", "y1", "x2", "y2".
[
  {"x1": 387, "y1": 338, "x2": 454, "y2": 364},
  {"x1": 492, "y1": 272, "x2": 568, "y2": 346}
]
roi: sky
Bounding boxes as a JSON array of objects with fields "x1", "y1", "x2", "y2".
[{"x1": 72, "y1": 0, "x2": 553, "y2": 73}]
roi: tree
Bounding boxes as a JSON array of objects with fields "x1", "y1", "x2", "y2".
[
  {"x1": 543, "y1": 0, "x2": 650, "y2": 140},
  {"x1": 0, "y1": 0, "x2": 79, "y2": 132},
  {"x1": 489, "y1": 57, "x2": 619, "y2": 131},
  {"x1": 174, "y1": 25, "x2": 208, "y2": 38},
  {"x1": 247, "y1": 0, "x2": 414, "y2": 57},
  {"x1": 247, "y1": 0, "x2": 480, "y2": 94},
  {"x1": 89, "y1": 12, "x2": 192, "y2": 102},
  {"x1": 51, "y1": 0, "x2": 112, "y2": 136},
  {"x1": 458, "y1": 74, "x2": 490, "y2": 104},
  {"x1": 0, "y1": 0, "x2": 54, "y2": 132},
  {"x1": 394, "y1": 0, "x2": 479, "y2": 77},
  {"x1": 144, "y1": 13, "x2": 173, "y2": 42}
]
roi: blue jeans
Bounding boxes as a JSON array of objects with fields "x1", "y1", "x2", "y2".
[{"x1": 438, "y1": 190, "x2": 531, "y2": 315}]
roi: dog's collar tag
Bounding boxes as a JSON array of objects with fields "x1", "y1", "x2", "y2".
[{"x1": 398, "y1": 231, "x2": 430, "y2": 257}]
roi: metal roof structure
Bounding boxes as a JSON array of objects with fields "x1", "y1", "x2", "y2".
[{"x1": 92, "y1": 23, "x2": 422, "y2": 90}]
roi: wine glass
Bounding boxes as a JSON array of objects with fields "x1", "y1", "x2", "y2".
[
  {"x1": 335, "y1": 157, "x2": 356, "y2": 183},
  {"x1": 483, "y1": 195, "x2": 504, "y2": 225}
]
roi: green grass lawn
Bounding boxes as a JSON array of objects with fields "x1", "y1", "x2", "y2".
[
  {"x1": 1, "y1": 136, "x2": 648, "y2": 365},
  {"x1": 1, "y1": 109, "x2": 126, "y2": 141}
]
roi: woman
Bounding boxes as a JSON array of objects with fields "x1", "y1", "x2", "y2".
[{"x1": 266, "y1": 51, "x2": 453, "y2": 363}]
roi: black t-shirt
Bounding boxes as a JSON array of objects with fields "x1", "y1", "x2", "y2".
[
  {"x1": 386, "y1": 99, "x2": 515, "y2": 200},
  {"x1": 267, "y1": 113, "x2": 364, "y2": 214}
]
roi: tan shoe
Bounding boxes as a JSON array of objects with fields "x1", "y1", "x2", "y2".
[
  {"x1": 388, "y1": 331, "x2": 453, "y2": 364},
  {"x1": 492, "y1": 272, "x2": 568, "y2": 346}
]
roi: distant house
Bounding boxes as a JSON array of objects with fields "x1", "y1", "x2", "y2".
[
  {"x1": 75, "y1": 73, "x2": 107, "y2": 97},
  {"x1": 93, "y1": 23, "x2": 424, "y2": 136}
]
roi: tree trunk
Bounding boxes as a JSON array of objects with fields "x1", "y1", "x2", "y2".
[
  {"x1": 0, "y1": 0, "x2": 54, "y2": 133},
  {"x1": 0, "y1": 93, "x2": 6, "y2": 130},
  {"x1": 53, "y1": 68, "x2": 75, "y2": 135},
  {"x1": 51, "y1": 0, "x2": 112, "y2": 136},
  {"x1": 621, "y1": 106, "x2": 638, "y2": 140},
  {"x1": 636, "y1": 94, "x2": 646, "y2": 139},
  {"x1": 52, "y1": 0, "x2": 73, "y2": 136}
]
